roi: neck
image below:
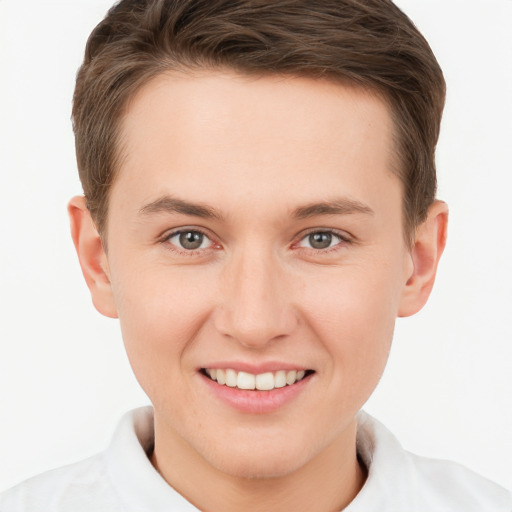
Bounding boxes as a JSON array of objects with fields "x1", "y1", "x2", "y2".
[{"x1": 151, "y1": 419, "x2": 367, "y2": 512}]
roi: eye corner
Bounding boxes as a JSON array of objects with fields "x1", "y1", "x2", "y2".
[
  {"x1": 160, "y1": 227, "x2": 221, "y2": 255},
  {"x1": 293, "y1": 228, "x2": 353, "y2": 253}
]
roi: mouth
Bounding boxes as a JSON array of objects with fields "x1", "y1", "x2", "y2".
[{"x1": 200, "y1": 368, "x2": 315, "y2": 391}]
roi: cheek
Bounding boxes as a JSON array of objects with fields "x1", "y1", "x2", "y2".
[
  {"x1": 109, "y1": 262, "x2": 215, "y2": 393},
  {"x1": 302, "y1": 261, "x2": 402, "y2": 393}
]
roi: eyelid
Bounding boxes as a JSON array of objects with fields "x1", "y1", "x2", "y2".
[
  {"x1": 159, "y1": 226, "x2": 220, "y2": 254},
  {"x1": 293, "y1": 228, "x2": 352, "y2": 251},
  {"x1": 158, "y1": 226, "x2": 352, "y2": 255}
]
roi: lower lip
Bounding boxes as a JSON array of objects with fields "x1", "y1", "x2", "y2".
[{"x1": 200, "y1": 372, "x2": 312, "y2": 414}]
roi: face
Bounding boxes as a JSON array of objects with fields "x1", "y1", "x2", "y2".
[{"x1": 102, "y1": 71, "x2": 413, "y2": 478}]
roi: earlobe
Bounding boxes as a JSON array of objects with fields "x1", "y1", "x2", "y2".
[
  {"x1": 68, "y1": 196, "x2": 118, "y2": 318},
  {"x1": 398, "y1": 200, "x2": 449, "y2": 317}
]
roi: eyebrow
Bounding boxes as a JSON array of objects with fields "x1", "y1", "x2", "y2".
[
  {"x1": 292, "y1": 198, "x2": 374, "y2": 219},
  {"x1": 139, "y1": 196, "x2": 222, "y2": 219},
  {"x1": 138, "y1": 195, "x2": 374, "y2": 220}
]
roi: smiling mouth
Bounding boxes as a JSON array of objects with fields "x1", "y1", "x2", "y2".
[{"x1": 200, "y1": 368, "x2": 315, "y2": 391}]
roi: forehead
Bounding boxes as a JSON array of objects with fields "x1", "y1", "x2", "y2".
[{"x1": 113, "y1": 70, "x2": 399, "y2": 221}]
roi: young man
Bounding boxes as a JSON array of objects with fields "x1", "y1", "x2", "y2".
[{"x1": 1, "y1": 0, "x2": 511, "y2": 510}]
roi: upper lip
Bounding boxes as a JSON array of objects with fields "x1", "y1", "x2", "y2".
[{"x1": 199, "y1": 361, "x2": 310, "y2": 374}]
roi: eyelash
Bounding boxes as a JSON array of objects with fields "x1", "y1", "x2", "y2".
[
  {"x1": 294, "y1": 229, "x2": 351, "y2": 253},
  {"x1": 161, "y1": 229, "x2": 218, "y2": 255},
  {"x1": 160, "y1": 228, "x2": 351, "y2": 255}
]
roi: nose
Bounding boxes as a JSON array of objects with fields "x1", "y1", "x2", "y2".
[{"x1": 213, "y1": 249, "x2": 299, "y2": 349}]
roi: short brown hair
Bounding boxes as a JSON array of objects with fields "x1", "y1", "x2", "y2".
[{"x1": 72, "y1": 0, "x2": 446, "y2": 242}]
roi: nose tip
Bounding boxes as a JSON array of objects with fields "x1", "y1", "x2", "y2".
[
  {"x1": 215, "y1": 302, "x2": 298, "y2": 349},
  {"x1": 213, "y1": 256, "x2": 298, "y2": 348}
]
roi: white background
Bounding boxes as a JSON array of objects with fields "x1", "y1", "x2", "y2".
[{"x1": 1, "y1": 0, "x2": 511, "y2": 493}]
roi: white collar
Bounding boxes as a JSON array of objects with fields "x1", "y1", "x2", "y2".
[
  {"x1": 103, "y1": 407, "x2": 511, "y2": 511},
  {"x1": 104, "y1": 406, "x2": 198, "y2": 511}
]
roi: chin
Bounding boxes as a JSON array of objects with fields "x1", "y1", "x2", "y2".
[
  {"x1": 211, "y1": 453, "x2": 307, "y2": 480},
  {"x1": 199, "y1": 434, "x2": 317, "y2": 480}
]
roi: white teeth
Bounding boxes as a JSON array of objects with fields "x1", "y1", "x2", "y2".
[
  {"x1": 286, "y1": 370, "x2": 297, "y2": 385},
  {"x1": 274, "y1": 370, "x2": 287, "y2": 388},
  {"x1": 216, "y1": 369, "x2": 226, "y2": 385},
  {"x1": 237, "y1": 371, "x2": 255, "y2": 390},
  {"x1": 255, "y1": 372, "x2": 274, "y2": 391},
  {"x1": 204, "y1": 368, "x2": 309, "y2": 390},
  {"x1": 225, "y1": 369, "x2": 237, "y2": 387}
]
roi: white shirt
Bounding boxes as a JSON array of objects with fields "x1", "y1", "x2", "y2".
[{"x1": 1, "y1": 407, "x2": 511, "y2": 511}]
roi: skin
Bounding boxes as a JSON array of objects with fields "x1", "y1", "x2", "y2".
[{"x1": 69, "y1": 70, "x2": 448, "y2": 512}]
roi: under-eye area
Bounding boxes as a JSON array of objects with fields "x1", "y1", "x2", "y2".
[{"x1": 200, "y1": 368, "x2": 315, "y2": 391}]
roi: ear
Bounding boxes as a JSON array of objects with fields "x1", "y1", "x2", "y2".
[
  {"x1": 398, "y1": 200, "x2": 449, "y2": 317},
  {"x1": 68, "y1": 196, "x2": 118, "y2": 318}
]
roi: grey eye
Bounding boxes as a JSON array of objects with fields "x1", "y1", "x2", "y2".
[
  {"x1": 297, "y1": 231, "x2": 346, "y2": 251},
  {"x1": 180, "y1": 231, "x2": 204, "y2": 250},
  {"x1": 308, "y1": 232, "x2": 333, "y2": 249},
  {"x1": 168, "y1": 230, "x2": 211, "y2": 251}
]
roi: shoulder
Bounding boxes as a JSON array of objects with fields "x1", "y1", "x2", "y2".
[
  {"x1": 0, "y1": 454, "x2": 124, "y2": 512},
  {"x1": 406, "y1": 451, "x2": 512, "y2": 511},
  {"x1": 0, "y1": 408, "x2": 153, "y2": 512},
  {"x1": 351, "y1": 411, "x2": 512, "y2": 512},
  {"x1": 0, "y1": 407, "x2": 196, "y2": 512}
]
